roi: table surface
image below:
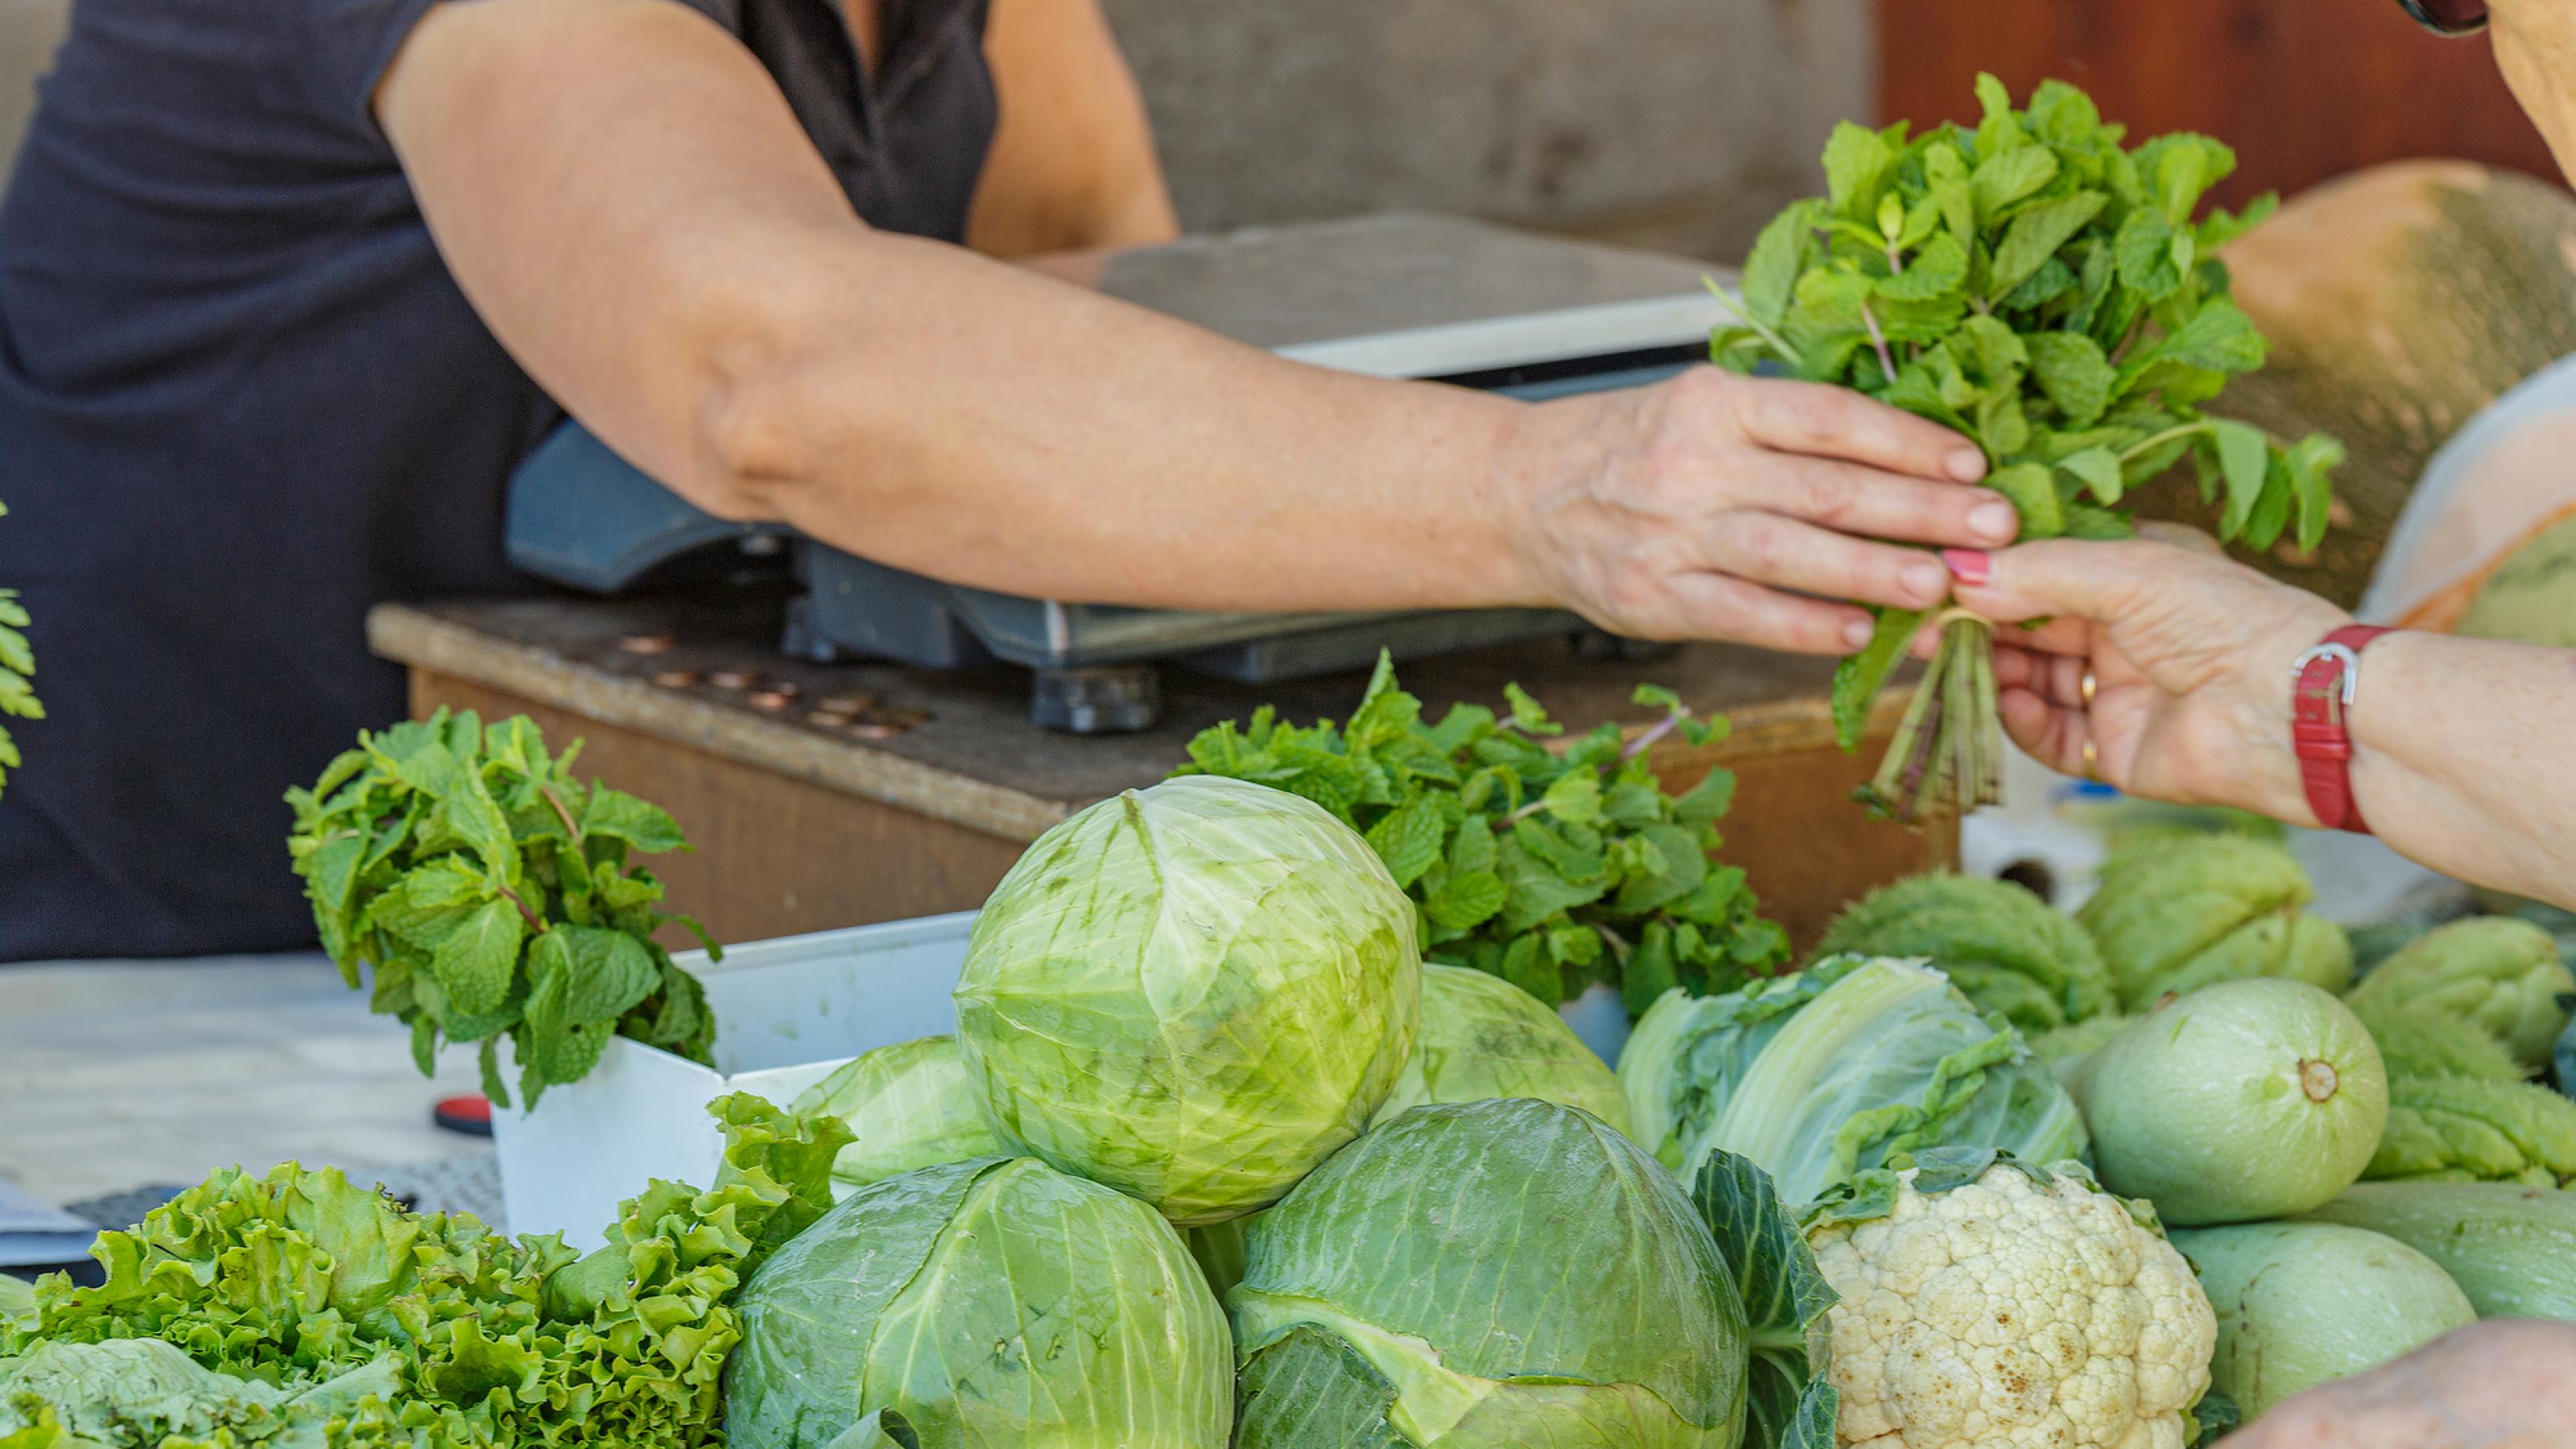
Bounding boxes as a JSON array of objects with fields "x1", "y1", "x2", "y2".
[
  {"x1": 0, "y1": 955, "x2": 484, "y2": 1211},
  {"x1": 371, "y1": 592, "x2": 1876, "y2": 844}
]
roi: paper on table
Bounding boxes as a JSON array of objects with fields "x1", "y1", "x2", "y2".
[{"x1": 0, "y1": 1177, "x2": 97, "y2": 1267}]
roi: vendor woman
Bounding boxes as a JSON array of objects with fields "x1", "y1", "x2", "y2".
[{"x1": 0, "y1": 0, "x2": 2013, "y2": 960}]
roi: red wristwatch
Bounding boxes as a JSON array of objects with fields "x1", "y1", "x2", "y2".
[{"x1": 2289, "y1": 624, "x2": 2396, "y2": 835}]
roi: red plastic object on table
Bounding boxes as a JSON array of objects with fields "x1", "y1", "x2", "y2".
[{"x1": 434, "y1": 1094, "x2": 493, "y2": 1137}]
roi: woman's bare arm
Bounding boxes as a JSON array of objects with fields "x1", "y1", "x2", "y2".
[
  {"x1": 967, "y1": 0, "x2": 1179, "y2": 258},
  {"x1": 374, "y1": 0, "x2": 2020, "y2": 650},
  {"x1": 1945, "y1": 539, "x2": 2576, "y2": 911}
]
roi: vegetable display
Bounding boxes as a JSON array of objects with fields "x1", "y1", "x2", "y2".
[
  {"x1": 1802, "y1": 1150, "x2": 2215, "y2": 1449},
  {"x1": 2170, "y1": 1222, "x2": 2475, "y2": 1418},
  {"x1": 724, "y1": 1156, "x2": 1232, "y2": 1449},
  {"x1": 1227, "y1": 1099, "x2": 1799, "y2": 1449},
  {"x1": 1714, "y1": 75, "x2": 2341, "y2": 823},
  {"x1": 1618, "y1": 956, "x2": 2087, "y2": 1208},
  {"x1": 2081, "y1": 980, "x2": 2387, "y2": 1225},
  {"x1": 1814, "y1": 871, "x2": 2114, "y2": 1031},
  {"x1": 955, "y1": 775, "x2": 1421, "y2": 1225},
  {"x1": 0, "y1": 498, "x2": 33, "y2": 802},
  {"x1": 1, "y1": 1094, "x2": 845, "y2": 1449},
  {"x1": 791, "y1": 1034, "x2": 1001, "y2": 1199},
  {"x1": 2075, "y1": 835, "x2": 2353, "y2": 1009},
  {"x1": 1369, "y1": 962, "x2": 1629, "y2": 1133},
  {"x1": 286, "y1": 709, "x2": 716, "y2": 1107},
  {"x1": 2368, "y1": 1073, "x2": 2576, "y2": 1187},
  {"x1": 1172, "y1": 654, "x2": 1789, "y2": 1016},
  {"x1": 2299, "y1": 1180, "x2": 2576, "y2": 1321},
  {"x1": 2344, "y1": 915, "x2": 2574, "y2": 1067}
]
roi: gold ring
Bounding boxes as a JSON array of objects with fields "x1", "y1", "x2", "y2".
[
  {"x1": 2080, "y1": 669, "x2": 2098, "y2": 706},
  {"x1": 2080, "y1": 736, "x2": 2100, "y2": 781}
]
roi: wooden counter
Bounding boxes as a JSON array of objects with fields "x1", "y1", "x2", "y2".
[{"x1": 371, "y1": 595, "x2": 1954, "y2": 953}]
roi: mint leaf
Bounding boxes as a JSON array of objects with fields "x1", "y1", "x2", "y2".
[
  {"x1": 1969, "y1": 144, "x2": 2058, "y2": 220},
  {"x1": 1364, "y1": 795, "x2": 1448, "y2": 890},
  {"x1": 581, "y1": 786, "x2": 687, "y2": 853},
  {"x1": 1426, "y1": 869, "x2": 1509, "y2": 933},
  {"x1": 1741, "y1": 200, "x2": 1826, "y2": 326},
  {"x1": 1986, "y1": 192, "x2": 2105, "y2": 299},
  {"x1": 2055, "y1": 446, "x2": 2125, "y2": 506},
  {"x1": 2209, "y1": 418, "x2": 2271, "y2": 540},
  {"x1": 2025, "y1": 332, "x2": 2115, "y2": 427},
  {"x1": 1986, "y1": 462, "x2": 2064, "y2": 539},
  {"x1": 432, "y1": 897, "x2": 523, "y2": 1018},
  {"x1": 1821, "y1": 122, "x2": 1895, "y2": 219}
]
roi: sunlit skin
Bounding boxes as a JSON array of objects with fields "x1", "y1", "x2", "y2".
[{"x1": 371, "y1": 0, "x2": 2017, "y2": 658}]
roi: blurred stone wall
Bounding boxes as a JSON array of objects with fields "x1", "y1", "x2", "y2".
[{"x1": 1100, "y1": 0, "x2": 1876, "y2": 261}]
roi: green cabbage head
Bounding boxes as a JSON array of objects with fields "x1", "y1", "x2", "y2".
[
  {"x1": 791, "y1": 1034, "x2": 1001, "y2": 1198},
  {"x1": 1228, "y1": 1098, "x2": 1749, "y2": 1448},
  {"x1": 1372, "y1": 964, "x2": 1629, "y2": 1133},
  {"x1": 725, "y1": 1156, "x2": 1232, "y2": 1449},
  {"x1": 1617, "y1": 956, "x2": 2087, "y2": 1207},
  {"x1": 955, "y1": 776, "x2": 1421, "y2": 1224}
]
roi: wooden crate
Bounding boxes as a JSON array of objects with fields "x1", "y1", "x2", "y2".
[{"x1": 374, "y1": 597, "x2": 1953, "y2": 956}]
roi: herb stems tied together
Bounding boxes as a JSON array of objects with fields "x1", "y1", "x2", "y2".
[{"x1": 1710, "y1": 72, "x2": 2344, "y2": 824}]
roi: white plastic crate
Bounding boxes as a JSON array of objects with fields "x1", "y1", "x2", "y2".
[{"x1": 493, "y1": 910, "x2": 1632, "y2": 1247}]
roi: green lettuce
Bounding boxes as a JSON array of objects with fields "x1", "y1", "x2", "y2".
[
  {"x1": 1618, "y1": 956, "x2": 2086, "y2": 1207},
  {"x1": 1, "y1": 1093, "x2": 845, "y2": 1449}
]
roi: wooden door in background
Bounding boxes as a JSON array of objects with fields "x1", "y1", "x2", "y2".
[{"x1": 1878, "y1": 0, "x2": 2558, "y2": 205}]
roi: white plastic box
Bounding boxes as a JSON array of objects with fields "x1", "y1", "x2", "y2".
[{"x1": 493, "y1": 910, "x2": 1633, "y2": 1247}]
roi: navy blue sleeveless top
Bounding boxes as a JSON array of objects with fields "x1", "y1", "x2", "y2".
[{"x1": 0, "y1": 0, "x2": 995, "y2": 959}]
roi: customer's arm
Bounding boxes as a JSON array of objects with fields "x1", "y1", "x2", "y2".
[
  {"x1": 1942, "y1": 537, "x2": 2576, "y2": 911},
  {"x1": 372, "y1": 0, "x2": 2019, "y2": 654},
  {"x1": 2219, "y1": 1319, "x2": 2576, "y2": 1448}
]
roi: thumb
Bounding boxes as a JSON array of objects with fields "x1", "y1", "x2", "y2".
[{"x1": 1943, "y1": 539, "x2": 2173, "y2": 625}]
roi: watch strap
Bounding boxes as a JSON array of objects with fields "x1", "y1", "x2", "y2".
[{"x1": 2291, "y1": 624, "x2": 2395, "y2": 834}]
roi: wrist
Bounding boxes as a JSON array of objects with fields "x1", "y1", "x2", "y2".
[
  {"x1": 2230, "y1": 601, "x2": 2358, "y2": 828},
  {"x1": 1486, "y1": 390, "x2": 1616, "y2": 612}
]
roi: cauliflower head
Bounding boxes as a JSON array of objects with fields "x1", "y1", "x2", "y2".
[{"x1": 1804, "y1": 1152, "x2": 2215, "y2": 1449}]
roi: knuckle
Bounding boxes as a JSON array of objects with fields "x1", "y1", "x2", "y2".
[{"x1": 1797, "y1": 467, "x2": 1864, "y2": 527}]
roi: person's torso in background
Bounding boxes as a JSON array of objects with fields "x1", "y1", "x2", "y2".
[{"x1": 0, "y1": 0, "x2": 994, "y2": 960}]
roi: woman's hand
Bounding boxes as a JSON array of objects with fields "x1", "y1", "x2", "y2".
[
  {"x1": 1938, "y1": 534, "x2": 2352, "y2": 824},
  {"x1": 2219, "y1": 1320, "x2": 2576, "y2": 1448},
  {"x1": 1506, "y1": 367, "x2": 2022, "y2": 654}
]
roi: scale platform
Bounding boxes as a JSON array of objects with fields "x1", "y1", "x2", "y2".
[{"x1": 506, "y1": 213, "x2": 1737, "y2": 731}]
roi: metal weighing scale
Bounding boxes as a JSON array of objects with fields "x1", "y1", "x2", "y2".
[{"x1": 505, "y1": 213, "x2": 1736, "y2": 731}]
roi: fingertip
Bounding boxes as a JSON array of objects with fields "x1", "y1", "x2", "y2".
[
  {"x1": 1945, "y1": 447, "x2": 1988, "y2": 484},
  {"x1": 1843, "y1": 615, "x2": 1876, "y2": 650},
  {"x1": 1965, "y1": 498, "x2": 2017, "y2": 543}
]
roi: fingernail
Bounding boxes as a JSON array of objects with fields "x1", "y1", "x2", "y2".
[
  {"x1": 1902, "y1": 560, "x2": 1947, "y2": 602},
  {"x1": 1843, "y1": 617, "x2": 1876, "y2": 650},
  {"x1": 1968, "y1": 500, "x2": 2018, "y2": 541},
  {"x1": 1941, "y1": 548, "x2": 1992, "y2": 586},
  {"x1": 1946, "y1": 448, "x2": 1988, "y2": 483}
]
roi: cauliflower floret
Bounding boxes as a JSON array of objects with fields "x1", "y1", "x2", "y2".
[{"x1": 1807, "y1": 1159, "x2": 2216, "y2": 1449}]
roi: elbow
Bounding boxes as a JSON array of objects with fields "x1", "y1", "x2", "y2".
[{"x1": 694, "y1": 359, "x2": 815, "y2": 522}]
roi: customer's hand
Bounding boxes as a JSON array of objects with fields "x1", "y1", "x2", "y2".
[
  {"x1": 1938, "y1": 532, "x2": 2351, "y2": 824},
  {"x1": 1509, "y1": 367, "x2": 2021, "y2": 653},
  {"x1": 2219, "y1": 1320, "x2": 2576, "y2": 1448}
]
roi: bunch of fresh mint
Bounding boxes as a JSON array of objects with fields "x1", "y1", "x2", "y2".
[
  {"x1": 1172, "y1": 654, "x2": 1790, "y2": 1015},
  {"x1": 1712, "y1": 74, "x2": 2343, "y2": 823},
  {"x1": 287, "y1": 708, "x2": 716, "y2": 1107},
  {"x1": 0, "y1": 499, "x2": 35, "y2": 799}
]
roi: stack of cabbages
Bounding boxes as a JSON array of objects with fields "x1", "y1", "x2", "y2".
[
  {"x1": 733, "y1": 776, "x2": 2234, "y2": 1449},
  {"x1": 730, "y1": 774, "x2": 1819, "y2": 1448}
]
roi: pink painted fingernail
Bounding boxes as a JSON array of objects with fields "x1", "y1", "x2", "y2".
[
  {"x1": 1941, "y1": 548, "x2": 1992, "y2": 586},
  {"x1": 1946, "y1": 448, "x2": 1988, "y2": 483}
]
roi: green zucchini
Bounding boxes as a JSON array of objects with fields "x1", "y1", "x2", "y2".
[{"x1": 2298, "y1": 1179, "x2": 2576, "y2": 1320}]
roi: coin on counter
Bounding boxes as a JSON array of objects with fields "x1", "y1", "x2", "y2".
[
  {"x1": 617, "y1": 632, "x2": 675, "y2": 655},
  {"x1": 817, "y1": 692, "x2": 877, "y2": 715},
  {"x1": 807, "y1": 708, "x2": 857, "y2": 728},
  {"x1": 708, "y1": 668, "x2": 758, "y2": 691},
  {"x1": 650, "y1": 669, "x2": 702, "y2": 689},
  {"x1": 748, "y1": 689, "x2": 795, "y2": 712}
]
